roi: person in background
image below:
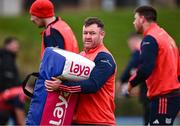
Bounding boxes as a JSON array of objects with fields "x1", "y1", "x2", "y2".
[
  {"x1": 45, "y1": 17, "x2": 117, "y2": 125},
  {"x1": 29, "y1": 0, "x2": 78, "y2": 57},
  {"x1": 117, "y1": 33, "x2": 150, "y2": 125},
  {"x1": 0, "y1": 37, "x2": 25, "y2": 125},
  {"x1": 128, "y1": 5, "x2": 180, "y2": 125}
]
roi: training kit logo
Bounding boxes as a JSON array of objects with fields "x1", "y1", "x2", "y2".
[
  {"x1": 165, "y1": 118, "x2": 172, "y2": 124},
  {"x1": 100, "y1": 59, "x2": 112, "y2": 67},
  {"x1": 142, "y1": 41, "x2": 150, "y2": 45},
  {"x1": 153, "y1": 119, "x2": 159, "y2": 124}
]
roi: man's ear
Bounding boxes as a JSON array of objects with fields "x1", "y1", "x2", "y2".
[
  {"x1": 140, "y1": 15, "x2": 146, "y2": 24},
  {"x1": 100, "y1": 30, "x2": 105, "y2": 37}
]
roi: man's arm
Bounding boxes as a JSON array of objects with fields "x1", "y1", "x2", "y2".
[
  {"x1": 120, "y1": 50, "x2": 140, "y2": 83},
  {"x1": 45, "y1": 52, "x2": 116, "y2": 93},
  {"x1": 129, "y1": 35, "x2": 158, "y2": 87}
]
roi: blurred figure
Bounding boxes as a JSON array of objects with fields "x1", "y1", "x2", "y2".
[
  {"x1": 117, "y1": 33, "x2": 150, "y2": 125},
  {"x1": 0, "y1": 37, "x2": 25, "y2": 125},
  {"x1": 128, "y1": 6, "x2": 180, "y2": 125}
]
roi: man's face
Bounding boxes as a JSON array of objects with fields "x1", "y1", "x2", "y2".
[
  {"x1": 30, "y1": 15, "x2": 45, "y2": 28},
  {"x1": 128, "y1": 37, "x2": 141, "y2": 52},
  {"x1": 6, "y1": 41, "x2": 19, "y2": 54},
  {"x1": 82, "y1": 24, "x2": 104, "y2": 51},
  {"x1": 133, "y1": 13, "x2": 144, "y2": 33}
]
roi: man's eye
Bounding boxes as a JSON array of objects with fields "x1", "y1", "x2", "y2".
[{"x1": 90, "y1": 32, "x2": 96, "y2": 35}]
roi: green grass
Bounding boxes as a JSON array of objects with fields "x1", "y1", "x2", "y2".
[{"x1": 0, "y1": 8, "x2": 180, "y2": 116}]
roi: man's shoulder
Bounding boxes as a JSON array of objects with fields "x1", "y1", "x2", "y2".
[
  {"x1": 142, "y1": 35, "x2": 158, "y2": 46},
  {"x1": 95, "y1": 52, "x2": 116, "y2": 64}
]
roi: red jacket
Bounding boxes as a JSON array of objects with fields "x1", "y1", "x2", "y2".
[
  {"x1": 41, "y1": 17, "x2": 78, "y2": 57},
  {"x1": 144, "y1": 23, "x2": 180, "y2": 98},
  {"x1": 73, "y1": 44, "x2": 116, "y2": 125}
]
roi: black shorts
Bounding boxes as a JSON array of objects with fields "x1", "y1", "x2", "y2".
[
  {"x1": 149, "y1": 89, "x2": 180, "y2": 125},
  {"x1": 6, "y1": 96, "x2": 24, "y2": 110}
]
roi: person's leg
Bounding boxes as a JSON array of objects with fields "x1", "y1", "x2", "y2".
[
  {"x1": 149, "y1": 96, "x2": 180, "y2": 125},
  {"x1": 14, "y1": 107, "x2": 25, "y2": 125},
  {"x1": 0, "y1": 110, "x2": 10, "y2": 125},
  {"x1": 7, "y1": 96, "x2": 25, "y2": 125}
]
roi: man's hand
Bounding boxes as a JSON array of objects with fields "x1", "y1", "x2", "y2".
[
  {"x1": 45, "y1": 77, "x2": 62, "y2": 92},
  {"x1": 127, "y1": 82, "x2": 133, "y2": 95}
]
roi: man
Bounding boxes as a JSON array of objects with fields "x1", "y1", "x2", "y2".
[
  {"x1": 45, "y1": 17, "x2": 116, "y2": 125},
  {"x1": 118, "y1": 33, "x2": 150, "y2": 125},
  {"x1": 128, "y1": 6, "x2": 180, "y2": 125},
  {"x1": 26, "y1": 0, "x2": 79, "y2": 124},
  {"x1": 0, "y1": 37, "x2": 25, "y2": 125},
  {"x1": 118, "y1": 33, "x2": 142, "y2": 88},
  {"x1": 29, "y1": 0, "x2": 78, "y2": 57}
]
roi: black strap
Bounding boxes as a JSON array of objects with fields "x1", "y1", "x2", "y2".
[{"x1": 22, "y1": 72, "x2": 39, "y2": 98}]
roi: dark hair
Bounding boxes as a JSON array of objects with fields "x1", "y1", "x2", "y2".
[
  {"x1": 3, "y1": 37, "x2": 18, "y2": 46},
  {"x1": 135, "y1": 6, "x2": 157, "y2": 22},
  {"x1": 84, "y1": 17, "x2": 104, "y2": 30}
]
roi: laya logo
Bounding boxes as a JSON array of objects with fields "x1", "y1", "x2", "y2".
[
  {"x1": 49, "y1": 92, "x2": 70, "y2": 125},
  {"x1": 69, "y1": 61, "x2": 90, "y2": 76}
]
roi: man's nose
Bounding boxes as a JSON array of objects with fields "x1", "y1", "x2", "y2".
[{"x1": 85, "y1": 33, "x2": 91, "y2": 38}]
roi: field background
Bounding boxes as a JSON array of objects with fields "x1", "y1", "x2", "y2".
[{"x1": 0, "y1": 8, "x2": 180, "y2": 116}]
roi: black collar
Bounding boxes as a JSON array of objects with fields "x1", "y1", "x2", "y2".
[{"x1": 46, "y1": 17, "x2": 59, "y2": 28}]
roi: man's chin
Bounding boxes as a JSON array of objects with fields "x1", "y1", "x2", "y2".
[
  {"x1": 136, "y1": 31, "x2": 142, "y2": 34},
  {"x1": 135, "y1": 27, "x2": 143, "y2": 34},
  {"x1": 84, "y1": 44, "x2": 91, "y2": 48},
  {"x1": 135, "y1": 29, "x2": 142, "y2": 34}
]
